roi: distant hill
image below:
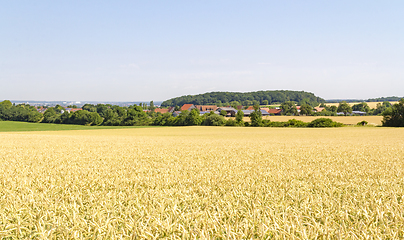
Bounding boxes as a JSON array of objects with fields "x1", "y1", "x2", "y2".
[
  {"x1": 366, "y1": 96, "x2": 403, "y2": 102},
  {"x1": 161, "y1": 90, "x2": 325, "y2": 107}
]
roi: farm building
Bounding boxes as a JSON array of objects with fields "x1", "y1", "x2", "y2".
[
  {"x1": 195, "y1": 105, "x2": 218, "y2": 111},
  {"x1": 242, "y1": 110, "x2": 270, "y2": 116},
  {"x1": 314, "y1": 107, "x2": 325, "y2": 112},
  {"x1": 352, "y1": 111, "x2": 367, "y2": 116},
  {"x1": 216, "y1": 107, "x2": 237, "y2": 117},
  {"x1": 267, "y1": 109, "x2": 282, "y2": 115}
]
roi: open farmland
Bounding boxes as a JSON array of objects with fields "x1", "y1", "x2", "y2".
[
  {"x1": 326, "y1": 102, "x2": 399, "y2": 109},
  {"x1": 257, "y1": 115, "x2": 383, "y2": 125},
  {"x1": 1, "y1": 127, "x2": 404, "y2": 238}
]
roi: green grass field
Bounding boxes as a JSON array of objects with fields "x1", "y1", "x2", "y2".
[{"x1": 0, "y1": 121, "x2": 155, "y2": 132}]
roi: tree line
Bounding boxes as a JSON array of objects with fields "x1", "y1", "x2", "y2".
[
  {"x1": 0, "y1": 100, "x2": 43, "y2": 122},
  {"x1": 1, "y1": 99, "x2": 403, "y2": 127},
  {"x1": 0, "y1": 101, "x2": 150, "y2": 126},
  {"x1": 278, "y1": 101, "x2": 396, "y2": 116},
  {"x1": 161, "y1": 90, "x2": 325, "y2": 107},
  {"x1": 152, "y1": 107, "x2": 344, "y2": 128}
]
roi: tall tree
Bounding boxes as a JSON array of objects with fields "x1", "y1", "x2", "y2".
[
  {"x1": 185, "y1": 109, "x2": 203, "y2": 125},
  {"x1": 249, "y1": 105, "x2": 262, "y2": 127},
  {"x1": 382, "y1": 99, "x2": 404, "y2": 127},
  {"x1": 0, "y1": 100, "x2": 12, "y2": 109},
  {"x1": 352, "y1": 102, "x2": 370, "y2": 113},
  {"x1": 42, "y1": 108, "x2": 58, "y2": 123},
  {"x1": 337, "y1": 101, "x2": 352, "y2": 116},
  {"x1": 149, "y1": 101, "x2": 156, "y2": 112},
  {"x1": 235, "y1": 110, "x2": 244, "y2": 125},
  {"x1": 82, "y1": 104, "x2": 97, "y2": 112},
  {"x1": 299, "y1": 104, "x2": 313, "y2": 116},
  {"x1": 280, "y1": 101, "x2": 297, "y2": 115}
]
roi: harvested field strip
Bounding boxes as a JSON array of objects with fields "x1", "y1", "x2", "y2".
[
  {"x1": 325, "y1": 102, "x2": 398, "y2": 109},
  {"x1": 240, "y1": 115, "x2": 383, "y2": 125}
]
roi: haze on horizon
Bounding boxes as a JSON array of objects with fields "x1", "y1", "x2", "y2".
[{"x1": 1, "y1": 1, "x2": 403, "y2": 102}]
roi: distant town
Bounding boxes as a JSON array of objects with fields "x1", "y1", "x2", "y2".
[{"x1": 8, "y1": 100, "x2": 164, "y2": 108}]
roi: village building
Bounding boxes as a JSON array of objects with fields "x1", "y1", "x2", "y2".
[
  {"x1": 36, "y1": 107, "x2": 47, "y2": 114},
  {"x1": 195, "y1": 105, "x2": 217, "y2": 112},
  {"x1": 172, "y1": 111, "x2": 182, "y2": 117},
  {"x1": 65, "y1": 108, "x2": 82, "y2": 113},
  {"x1": 352, "y1": 111, "x2": 367, "y2": 116},
  {"x1": 181, "y1": 104, "x2": 196, "y2": 111},
  {"x1": 267, "y1": 109, "x2": 282, "y2": 115},
  {"x1": 260, "y1": 107, "x2": 270, "y2": 113},
  {"x1": 154, "y1": 108, "x2": 169, "y2": 114},
  {"x1": 168, "y1": 107, "x2": 175, "y2": 113},
  {"x1": 314, "y1": 107, "x2": 325, "y2": 112},
  {"x1": 216, "y1": 107, "x2": 237, "y2": 117},
  {"x1": 241, "y1": 109, "x2": 270, "y2": 116}
]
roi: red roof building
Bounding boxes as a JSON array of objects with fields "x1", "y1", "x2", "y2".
[
  {"x1": 66, "y1": 108, "x2": 82, "y2": 113},
  {"x1": 314, "y1": 107, "x2": 325, "y2": 112},
  {"x1": 181, "y1": 104, "x2": 196, "y2": 111},
  {"x1": 167, "y1": 107, "x2": 175, "y2": 113},
  {"x1": 267, "y1": 109, "x2": 282, "y2": 115},
  {"x1": 154, "y1": 108, "x2": 169, "y2": 114}
]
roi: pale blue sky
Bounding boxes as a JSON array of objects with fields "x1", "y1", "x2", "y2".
[{"x1": 1, "y1": 1, "x2": 403, "y2": 101}]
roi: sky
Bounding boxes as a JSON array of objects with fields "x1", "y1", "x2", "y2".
[{"x1": 1, "y1": 1, "x2": 403, "y2": 102}]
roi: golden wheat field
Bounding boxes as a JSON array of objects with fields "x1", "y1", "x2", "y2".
[{"x1": 1, "y1": 127, "x2": 404, "y2": 239}]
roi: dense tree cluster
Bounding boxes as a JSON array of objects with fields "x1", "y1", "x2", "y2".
[
  {"x1": 0, "y1": 101, "x2": 42, "y2": 122},
  {"x1": 280, "y1": 101, "x2": 298, "y2": 115},
  {"x1": 0, "y1": 101, "x2": 150, "y2": 126},
  {"x1": 161, "y1": 90, "x2": 324, "y2": 107},
  {"x1": 48, "y1": 104, "x2": 150, "y2": 126},
  {"x1": 337, "y1": 101, "x2": 352, "y2": 116},
  {"x1": 382, "y1": 99, "x2": 404, "y2": 127}
]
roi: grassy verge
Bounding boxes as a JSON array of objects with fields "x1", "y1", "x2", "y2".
[{"x1": 0, "y1": 121, "x2": 155, "y2": 132}]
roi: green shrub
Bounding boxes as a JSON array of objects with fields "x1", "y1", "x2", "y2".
[
  {"x1": 285, "y1": 119, "x2": 307, "y2": 127},
  {"x1": 307, "y1": 118, "x2": 344, "y2": 128},
  {"x1": 262, "y1": 119, "x2": 271, "y2": 127},
  {"x1": 225, "y1": 119, "x2": 237, "y2": 126},
  {"x1": 357, "y1": 121, "x2": 368, "y2": 126},
  {"x1": 204, "y1": 114, "x2": 225, "y2": 126}
]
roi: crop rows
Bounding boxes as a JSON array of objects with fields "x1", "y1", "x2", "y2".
[{"x1": 0, "y1": 127, "x2": 403, "y2": 239}]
